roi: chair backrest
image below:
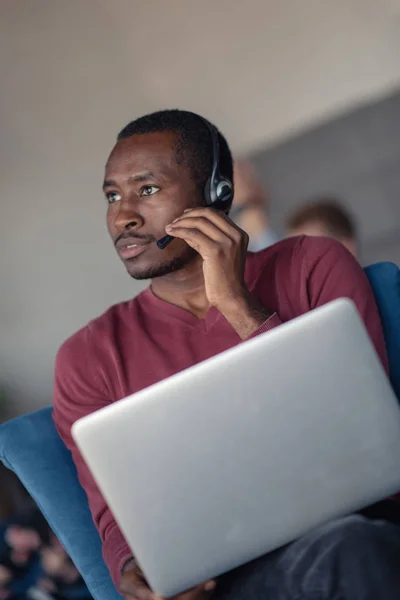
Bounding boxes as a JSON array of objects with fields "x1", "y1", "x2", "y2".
[
  {"x1": 364, "y1": 262, "x2": 400, "y2": 399},
  {"x1": 0, "y1": 261, "x2": 398, "y2": 598},
  {"x1": 0, "y1": 407, "x2": 122, "y2": 600}
]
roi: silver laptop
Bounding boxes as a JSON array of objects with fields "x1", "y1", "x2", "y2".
[{"x1": 72, "y1": 298, "x2": 400, "y2": 597}]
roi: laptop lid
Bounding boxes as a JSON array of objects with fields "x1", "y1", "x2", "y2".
[{"x1": 73, "y1": 298, "x2": 400, "y2": 597}]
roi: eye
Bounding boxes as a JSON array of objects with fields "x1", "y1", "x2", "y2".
[
  {"x1": 140, "y1": 185, "x2": 160, "y2": 197},
  {"x1": 106, "y1": 191, "x2": 121, "y2": 204}
]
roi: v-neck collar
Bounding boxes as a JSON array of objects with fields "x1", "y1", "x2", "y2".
[
  {"x1": 139, "y1": 286, "x2": 222, "y2": 332},
  {"x1": 137, "y1": 252, "x2": 257, "y2": 333}
]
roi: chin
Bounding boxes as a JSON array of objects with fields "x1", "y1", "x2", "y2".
[{"x1": 125, "y1": 247, "x2": 197, "y2": 280}]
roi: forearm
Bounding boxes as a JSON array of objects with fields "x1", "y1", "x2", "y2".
[
  {"x1": 219, "y1": 293, "x2": 274, "y2": 340},
  {"x1": 102, "y1": 521, "x2": 133, "y2": 588}
]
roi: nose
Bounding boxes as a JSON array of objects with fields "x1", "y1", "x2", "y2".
[{"x1": 113, "y1": 198, "x2": 144, "y2": 233}]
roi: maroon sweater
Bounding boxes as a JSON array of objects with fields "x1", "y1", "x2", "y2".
[{"x1": 53, "y1": 236, "x2": 388, "y2": 588}]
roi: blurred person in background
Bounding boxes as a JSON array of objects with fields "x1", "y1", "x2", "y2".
[
  {"x1": 0, "y1": 508, "x2": 92, "y2": 600},
  {"x1": 230, "y1": 160, "x2": 279, "y2": 251},
  {"x1": 285, "y1": 198, "x2": 357, "y2": 257},
  {"x1": 0, "y1": 450, "x2": 91, "y2": 599}
]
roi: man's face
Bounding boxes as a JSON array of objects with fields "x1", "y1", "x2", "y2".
[{"x1": 104, "y1": 131, "x2": 201, "y2": 280}]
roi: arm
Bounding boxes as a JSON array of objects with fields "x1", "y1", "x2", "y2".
[
  {"x1": 221, "y1": 296, "x2": 282, "y2": 340},
  {"x1": 303, "y1": 236, "x2": 388, "y2": 371},
  {"x1": 53, "y1": 330, "x2": 133, "y2": 588},
  {"x1": 165, "y1": 208, "x2": 282, "y2": 340}
]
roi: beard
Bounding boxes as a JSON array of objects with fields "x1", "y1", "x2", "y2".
[{"x1": 127, "y1": 245, "x2": 198, "y2": 280}]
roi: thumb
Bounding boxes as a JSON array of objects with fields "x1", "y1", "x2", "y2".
[{"x1": 203, "y1": 580, "x2": 216, "y2": 593}]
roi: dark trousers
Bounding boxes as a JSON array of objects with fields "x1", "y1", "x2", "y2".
[{"x1": 214, "y1": 504, "x2": 400, "y2": 600}]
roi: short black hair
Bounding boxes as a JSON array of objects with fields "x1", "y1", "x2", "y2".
[
  {"x1": 286, "y1": 198, "x2": 357, "y2": 239},
  {"x1": 117, "y1": 109, "x2": 234, "y2": 204}
]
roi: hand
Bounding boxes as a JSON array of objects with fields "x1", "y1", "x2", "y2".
[
  {"x1": 120, "y1": 560, "x2": 216, "y2": 600},
  {"x1": 165, "y1": 208, "x2": 272, "y2": 339},
  {"x1": 165, "y1": 208, "x2": 249, "y2": 313}
]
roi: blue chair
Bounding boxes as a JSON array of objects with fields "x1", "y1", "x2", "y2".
[
  {"x1": 365, "y1": 262, "x2": 400, "y2": 399},
  {"x1": 0, "y1": 262, "x2": 399, "y2": 600},
  {"x1": 0, "y1": 408, "x2": 122, "y2": 600}
]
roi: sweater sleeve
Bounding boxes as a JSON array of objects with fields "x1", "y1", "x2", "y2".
[
  {"x1": 246, "y1": 237, "x2": 388, "y2": 373},
  {"x1": 53, "y1": 329, "x2": 133, "y2": 589},
  {"x1": 247, "y1": 312, "x2": 283, "y2": 339},
  {"x1": 302, "y1": 236, "x2": 389, "y2": 372}
]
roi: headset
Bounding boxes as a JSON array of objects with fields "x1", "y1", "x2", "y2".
[{"x1": 157, "y1": 119, "x2": 234, "y2": 249}]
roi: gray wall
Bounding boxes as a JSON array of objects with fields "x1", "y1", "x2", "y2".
[{"x1": 251, "y1": 90, "x2": 400, "y2": 265}]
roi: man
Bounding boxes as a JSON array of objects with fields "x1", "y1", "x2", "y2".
[
  {"x1": 53, "y1": 110, "x2": 400, "y2": 600},
  {"x1": 230, "y1": 160, "x2": 279, "y2": 251},
  {"x1": 285, "y1": 198, "x2": 357, "y2": 257}
]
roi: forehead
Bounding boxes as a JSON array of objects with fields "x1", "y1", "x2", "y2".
[
  {"x1": 105, "y1": 131, "x2": 179, "y2": 178},
  {"x1": 291, "y1": 221, "x2": 329, "y2": 236}
]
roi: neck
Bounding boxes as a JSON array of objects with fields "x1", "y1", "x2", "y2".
[{"x1": 150, "y1": 255, "x2": 210, "y2": 319}]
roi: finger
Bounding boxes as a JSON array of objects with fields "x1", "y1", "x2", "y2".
[
  {"x1": 181, "y1": 208, "x2": 249, "y2": 251},
  {"x1": 165, "y1": 225, "x2": 217, "y2": 257},
  {"x1": 184, "y1": 207, "x2": 244, "y2": 236},
  {"x1": 120, "y1": 576, "x2": 161, "y2": 600},
  {"x1": 131, "y1": 586, "x2": 163, "y2": 600},
  {"x1": 176, "y1": 580, "x2": 216, "y2": 599},
  {"x1": 176, "y1": 208, "x2": 243, "y2": 242},
  {"x1": 167, "y1": 216, "x2": 231, "y2": 244},
  {"x1": 134, "y1": 585, "x2": 162, "y2": 600},
  {"x1": 203, "y1": 580, "x2": 216, "y2": 592},
  {"x1": 120, "y1": 585, "x2": 154, "y2": 600}
]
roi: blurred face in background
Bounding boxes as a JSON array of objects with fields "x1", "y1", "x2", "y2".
[
  {"x1": 231, "y1": 161, "x2": 278, "y2": 252},
  {"x1": 287, "y1": 220, "x2": 357, "y2": 257}
]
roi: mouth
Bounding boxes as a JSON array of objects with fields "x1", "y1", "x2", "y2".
[{"x1": 116, "y1": 240, "x2": 151, "y2": 260}]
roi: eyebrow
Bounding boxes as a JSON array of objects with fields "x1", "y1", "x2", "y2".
[{"x1": 102, "y1": 171, "x2": 156, "y2": 190}]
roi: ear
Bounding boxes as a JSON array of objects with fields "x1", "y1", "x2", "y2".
[{"x1": 203, "y1": 178, "x2": 212, "y2": 206}]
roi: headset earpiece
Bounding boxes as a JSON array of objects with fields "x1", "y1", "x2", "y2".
[
  {"x1": 216, "y1": 180, "x2": 233, "y2": 204},
  {"x1": 203, "y1": 122, "x2": 233, "y2": 210}
]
